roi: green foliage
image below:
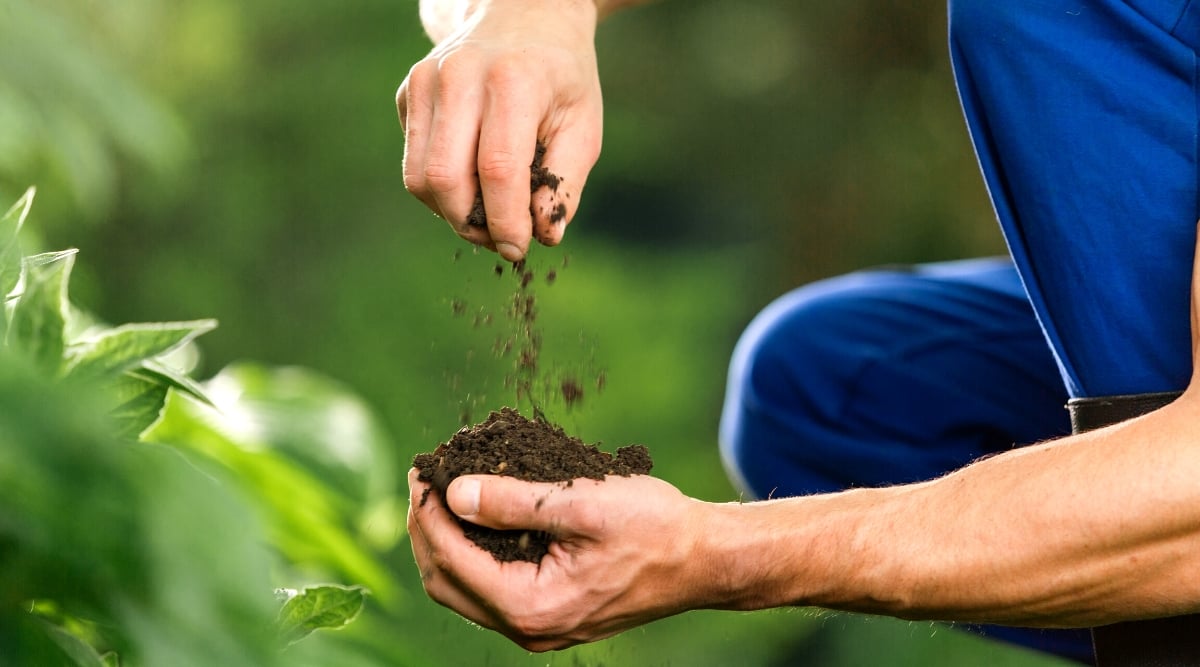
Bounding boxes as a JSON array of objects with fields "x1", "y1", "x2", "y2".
[
  {"x1": 146, "y1": 370, "x2": 402, "y2": 606},
  {"x1": 0, "y1": 191, "x2": 391, "y2": 665},
  {"x1": 0, "y1": 188, "x2": 32, "y2": 309},
  {"x1": 8, "y1": 249, "x2": 72, "y2": 374},
  {"x1": 65, "y1": 320, "x2": 217, "y2": 379},
  {"x1": 0, "y1": 0, "x2": 186, "y2": 219},
  {"x1": 276, "y1": 585, "x2": 369, "y2": 647}
]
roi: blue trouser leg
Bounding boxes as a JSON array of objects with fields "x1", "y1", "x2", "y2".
[
  {"x1": 950, "y1": 0, "x2": 1200, "y2": 397},
  {"x1": 720, "y1": 259, "x2": 1069, "y2": 499},
  {"x1": 719, "y1": 259, "x2": 1095, "y2": 663}
]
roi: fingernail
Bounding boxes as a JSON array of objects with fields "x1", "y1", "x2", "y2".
[
  {"x1": 496, "y1": 242, "x2": 524, "y2": 262},
  {"x1": 450, "y1": 478, "x2": 481, "y2": 518}
]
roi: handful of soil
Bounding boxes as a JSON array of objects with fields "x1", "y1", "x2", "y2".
[{"x1": 413, "y1": 407, "x2": 653, "y2": 563}]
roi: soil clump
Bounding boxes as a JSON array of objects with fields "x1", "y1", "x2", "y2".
[{"x1": 413, "y1": 407, "x2": 653, "y2": 563}]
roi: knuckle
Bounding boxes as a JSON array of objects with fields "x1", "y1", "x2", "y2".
[
  {"x1": 408, "y1": 58, "x2": 438, "y2": 85},
  {"x1": 401, "y1": 170, "x2": 426, "y2": 195},
  {"x1": 429, "y1": 549, "x2": 455, "y2": 575},
  {"x1": 422, "y1": 161, "x2": 462, "y2": 192},
  {"x1": 401, "y1": 60, "x2": 434, "y2": 104},
  {"x1": 485, "y1": 54, "x2": 535, "y2": 91},
  {"x1": 434, "y1": 51, "x2": 478, "y2": 86},
  {"x1": 476, "y1": 150, "x2": 523, "y2": 184}
]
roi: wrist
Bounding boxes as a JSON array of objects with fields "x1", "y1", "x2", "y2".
[
  {"x1": 422, "y1": 0, "x2": 600, "y2": 44},
  {"x1": 692, "y1": 489, "x2": 912, "y2": 614}
]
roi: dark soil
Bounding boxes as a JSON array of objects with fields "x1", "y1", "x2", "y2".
[
  {"x1": 413, "y1": 407, "x2": 652, "y2": 563},
  {"x1": 466, "y1": 142, "x2": 562, "y2": 228}
]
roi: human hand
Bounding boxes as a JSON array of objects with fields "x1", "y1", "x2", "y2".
[
  {"x1": 396, "y1": 0, "x2": 604, "y2": 262},
  {"x1": 407, "y1": 468, "x2": 713, "y2": 651}
]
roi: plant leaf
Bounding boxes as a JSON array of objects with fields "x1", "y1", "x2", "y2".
[
  {"x1": 275, "y1": 584, "x2": 368, "y2": 646},
  {"x1": 133, "y1": 360, "x2": 214, "y2": 407},
  {"x1": 0, "y1": 186, "x2": 33, "y2": 302},
  {"x1": 41, "y1": 619, "x2": 109, "y2": 667},
  {"x1": 7, "y1": 249, "x2": 75, "y2": 373},
  {"x1": 108, "y1": 371, "x2": 171, "y2": 439},
  {"x1": 65, "y1": 319, "x2": 217, "y2": 378}
]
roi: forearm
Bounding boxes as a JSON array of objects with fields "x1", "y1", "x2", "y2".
[
  {"x1": 418, "y1": 0, "x2": 650, "y2": 44},
  {"x1": 700, "y1": 389, "x2": 1200, "y2": 627}
]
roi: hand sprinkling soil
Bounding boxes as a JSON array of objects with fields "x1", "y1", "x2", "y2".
[
  {"x1": 413, "y1": 408, "x2": 653, "y2": 563},
  {"x1": 466, "y1": 142, "x2": 564, "y2": 229}
]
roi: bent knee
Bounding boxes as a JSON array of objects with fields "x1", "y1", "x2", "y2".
[{"x1": 720, "y1": 271, "x2": 909, "y2": 496}]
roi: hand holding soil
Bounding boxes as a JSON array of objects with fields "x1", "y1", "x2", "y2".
[
  {"x1": 395, "y1": 0, "x2": 603, "y2": 261},
  {"x1": 407, "y1": 450, "x2": 707, "y2": 653},
  {"x1": 412, "y1": 408, "x2": 652, "y2": 562}
]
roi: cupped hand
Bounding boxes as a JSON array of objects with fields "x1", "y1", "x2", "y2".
[
  {"x1": 407, "y1": 468, "x2": 711, "y2": 651},
  {"x1": 396, "y1": 0, "x2": 604, "y2": 261}
]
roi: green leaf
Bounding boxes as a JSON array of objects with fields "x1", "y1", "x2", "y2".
[
  {"x1": 8, "y1": 249, "x2": 75, "y2": 373},
  {"x1": 133, "y1": 360, "x2": 214, "y2": 407},
  {"x1": 65, "y1": 319, "x2": 217, "y2": 379},
  {"x1": 0, "y1": 186, "x2": 33, "y2": 301},
  {"x1": 145, "y1": 391, "x2": 401, "y2": 604},
  {"x1": 275, "y1": 584, "x2": 368, "y2": 646},
  {"x1": 41, "y1": 619, "x2": 109, "y2": 667},
  {"x1": 107, "y1": 371, "x2": 171, "y2": 439}
]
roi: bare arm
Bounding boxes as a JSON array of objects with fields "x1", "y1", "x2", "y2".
[
  {"x1": 740, "y1": 224, "x2": 1200, "y2": 627},
  {"x1": 747, "y1": 227, "x2": 1200, "y2": 626},
  {"x1": 706, "y1": 393, "x2": 1200, "y2": 627},
  {"x1": 397, "y1": 0, "x2": 655, "y2": 261},
  {"x1": 411, "y1": 390, "x2": 1200, "y2": 649}
]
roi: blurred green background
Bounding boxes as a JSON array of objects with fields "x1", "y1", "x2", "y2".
[{"x1": 0, "y1": 0, "x2": 1074, "y2": 664}]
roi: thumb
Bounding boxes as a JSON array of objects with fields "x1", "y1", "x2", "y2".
[{"x1": 446, "y1": 474, "x2": 572, "y2": 533}]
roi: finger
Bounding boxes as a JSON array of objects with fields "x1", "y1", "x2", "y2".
[
  {"x1": 398, "y1": 63, "x2": 441, "y2": 216},
  {"x1": 446, "y1": 474, "x2": 601, "y2": 534},
  {"x1": 408, "y1": 471, "x2": 506, "y2": 620},
  {"x1": 476, "y1": 68, "x2": 543, "y2": 261},
  {"x1": 407, "y1": 498, "x2": 506, "y2": 630},
  {"x1": 423, "y1": 58, "x2": 487, "y2": 232},
  {"x1": 411, "y1": 473, "x2": 556, "y2": 632},
  {"x1": 531, "y1": 119, "x2": 602, "y2": 247}
]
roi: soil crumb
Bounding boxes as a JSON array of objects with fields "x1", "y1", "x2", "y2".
[{"x1": 413, "y1": 407, "x2": 652, "y2": 563}]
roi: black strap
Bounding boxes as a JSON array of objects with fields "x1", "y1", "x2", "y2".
[
  {"x1": 1067, "y1": 392, "x2": 1182, "y2": 435},
  {"x1": 1067, "y1": 391, "x2": 1200, "y2": 666}
]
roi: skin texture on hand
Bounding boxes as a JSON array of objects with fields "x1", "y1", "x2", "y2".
[{"x1": 396, "y1": 0, "x2": 604, "y2": 261}]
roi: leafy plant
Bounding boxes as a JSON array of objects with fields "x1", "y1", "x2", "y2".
[
  {"x1": 0, "y1": 188, "x2": 394, "y2": 665},
  {"x1": 276, "y1": 585, "x2": 369, "y2": 647}
]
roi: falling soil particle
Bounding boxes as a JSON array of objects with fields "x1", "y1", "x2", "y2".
[
  {"x1": 560, "y1": 377, "x2": 584, "y2": 407},
  {"x1": 413, "y1": 407, "x2": 653, "y2": 563}
]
